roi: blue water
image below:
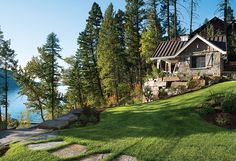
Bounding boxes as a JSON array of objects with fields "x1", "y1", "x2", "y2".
[
  {"x1": 5, "y1": 85, "x2": 67, "y2": 123},
  {"x1": 7, "y1": 88, "x2": 42, "y2": 123}
]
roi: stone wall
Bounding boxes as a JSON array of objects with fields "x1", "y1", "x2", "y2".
[{"x1": 177, "y1": 38, "x2": 223, "y2": 76}]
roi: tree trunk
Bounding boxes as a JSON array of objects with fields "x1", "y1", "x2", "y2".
[
  {"x1": 224, "y1": 0, "x2": 228, "y2": 53},
  {"x1": 40, "y1": 105, "x2": 45, "y2": 122},
  {"x1": 4, "y1": 65, "x2": 8, "y2": 129},
  {"x1": 51, "y1": 56, "x2": 55, "y2": 120},
  {"x1": 190, "y1": 0, "x2": 193, "y2": 34},
  {"x1": 174, "y1": 0, "x2": 177, "y2": 39},
  {"x1": 91, "y1": 44, "x2": 104, "y2": 100},
  {"x1": 167, "y1": 0, "x2": 170, "y2": 39}
]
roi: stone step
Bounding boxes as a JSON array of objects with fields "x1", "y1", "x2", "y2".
[
  {"x1": 51, "y1": 144, "x2": 87, "y2": 158},
  {"x1": 27, "y1": 141, "x2": 67, "y2": 151}
]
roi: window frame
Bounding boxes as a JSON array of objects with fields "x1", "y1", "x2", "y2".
[{"x1": 191, "y1": 55, "x2": 206, "y2": 69}]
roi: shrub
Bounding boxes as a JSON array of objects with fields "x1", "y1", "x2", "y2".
[
  {"x1": 199, "y1": 103, "x2": 214, "y2": 115},
  {"x1": 107, "y1": 95, "x2": 118, "y2": 107},
  {"x1": 215, "y1": 113, "x2": 231, "y2": 126},
  {"x1": 143, "y1": 85, "x2": 153, "y2": 102},
  {"x1": 208, "y1": 90, "x2": 224, "y2": 106},
  {"x1": 176, "y1": 85, "x2": 187, "y2": 94},
  {"x1": 187, "y1": 80, "x2": 198, "y2": 89},
  {"x1": 132, "y1": 83, "x2": 142, "y2": 101},
  {"x1": 158, "y1": 88, "x2": 168, "y2": 98},
  {"x1": 222, "y1": 95, "x2": 236, "y2": 113}
]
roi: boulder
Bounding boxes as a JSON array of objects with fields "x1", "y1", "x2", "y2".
[
  {"x1": 0, "y1": 143, "x2": 9, "y2": 156},
  {"x1": 38, "y1": 120, "x2": 69, "y2": 130},
  {"x1": 56, "y1": 113, "x2": 78, "y2": 123},
  {"x1": 70, "y1": 109, "x2": 83, "y2": 116}
]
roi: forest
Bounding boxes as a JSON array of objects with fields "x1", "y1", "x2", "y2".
[{"x1": 0, "y1": 0, "x2": 235, "y2": 129}]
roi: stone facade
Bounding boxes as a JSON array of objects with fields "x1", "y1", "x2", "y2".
[{"x1": 177, "y1": 39, "x2": 223, "y2": 76}]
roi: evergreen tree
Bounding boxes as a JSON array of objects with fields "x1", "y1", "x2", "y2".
[
  {"x1": 41, "y1": 33, "x2": 62, "y2": 119},
  {"x1": 226, "y1": 6, "x2": 235, "y2": 22},
  {"x1": 76, "y1": 2, "x2": 104, "y2": 106},
  {"x1": 140, "y1": 0, "x2": 162, "y2": 63},
  {"x1": 97, "y1": 4, "x2": 130, "y2": 104},
  {"x1": 169, "y1": 14, "x2": 186, "y2": 38},
  {"x1": 0, "y1": 28, "x2": 4, "y2": 127},
  {"x1": 14, "y1": 57, "x2": 46, "y2": 121},
  {"x1": 160, "y1": 0, "x2": 171, "y2": 38},
  {"x1": 63, "y1": 55, "x2": 84, "y2": 109},
  {"x1": 125, "y1": 0, "x2": 145, "y2": 87},
  {"x1": 189, "y1": 0, "x2": 200, "y2": 34},
  {"x1": 0, "y1": 39, "x2": 17, "y2": 129}
]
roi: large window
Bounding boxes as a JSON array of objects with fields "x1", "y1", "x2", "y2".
[{"x1": 191, "y1": 55, "x2": 206, "y2": 68}]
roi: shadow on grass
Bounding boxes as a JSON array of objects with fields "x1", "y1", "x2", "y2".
[{"x1": 58, "y1": 93, "x2": 229, "y2": 142}]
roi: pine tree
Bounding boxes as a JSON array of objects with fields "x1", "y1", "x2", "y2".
[
  {"x1": 169, "y1": 14, "x2": 186, "y2": 38},
  {"x1": 173, "y1": 0, "x2": 177, "y2": 38},
  {"x1": 0, "y1": 39, "x2": 17, "y2": 129},
  {"x1": 140, "y1": 0, "x2": 162, "y2": 63},
  {"x1": 125, "y1": 0, "x2": 145, "y2": 87},
  {"x1": 97, "y1": 4, "x2": 130, "y2": 105},
  {"x1": 41, "y1": 33, "x2": 62, "y2": 119},
  {"x1": 160, "y1": 0, "x2": 170, "y2": 39},
  {"x1": 189, "y1": 0, "x2": 200, "y2": 34},
  {"x1": 0, "y1": 28, "x2": 4, "y2": 127},
  {"x1": 76, "y1": 2, "x2": 104, "y2": 106},
  {"x1": 14, "y1": 58, "x2": 46, "y2": 121},
  {"x1": 63, "y1": 55, "x2": 84, "y2": 109},
  {"x1": 226, "y1": 6, "x2": 235, "y2": 22}
]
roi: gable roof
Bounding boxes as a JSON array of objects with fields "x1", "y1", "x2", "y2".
[
  {"x1": 190, "y1": 17, "x2": 224, "y2": 37},
  {"x1": 174, "y1": 34, "x2": 226, "y2": 57},
  {"x1": 151, "y1": 34, "x2": 227, "y2": 60}
]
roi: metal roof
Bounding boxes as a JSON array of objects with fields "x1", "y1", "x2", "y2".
[
  {"x1": 152, "y1": 35, "x2": 226, "y2": 59},
  {"x1": 152, "y1": 40, "x2": 187, "y2": 58}
]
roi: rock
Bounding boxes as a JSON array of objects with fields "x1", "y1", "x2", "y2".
[
  {"x1": 51, "y1": 144, "x2": 86, "y2": 158},
  {"x1": 56, "y1": 113, "x2": 78, "y2": 123},
  {"x1": 113, "y1": 155, "x2": 137, "y2": 161},
  {"x1": 0, "y1": 128, "x2": 50, "y2": 145},
  {"x1": 38, "y1": 120, "x2": 69, "y2": 130},
  {"x1": 27, "y1": 141, "x2": 66, "y2": 151},
  {"x1": 79, "y1": 154, "x2": 109, "y2": 161},
  {"x1": 71, "y1": 109, "x2": 83, "y2": 116},
  {"x1": 0, "y1": 144, "x2": 9, "y2": 156},
  {"x1": 20, "y1": 132, "x2": 57, "y2": 143},
  {"x1": 171, "y1": 82, "x2": 188, "y2": 88}
]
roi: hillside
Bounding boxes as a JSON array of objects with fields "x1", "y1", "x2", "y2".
[{"x1": 1, "y1": 81, "x2": 236, "y2": 161}]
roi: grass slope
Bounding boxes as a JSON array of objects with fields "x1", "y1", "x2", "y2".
[{"x1": 2, "y1": 81, "x2": 236, "y2": 161}]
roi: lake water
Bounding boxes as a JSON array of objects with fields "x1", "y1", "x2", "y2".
[
  {"x1": 5, "y1": 85, "x2": 67, "y2": 123},
  {"x1": 7, "y1": 88, "x2": 42, "y2": 123}
]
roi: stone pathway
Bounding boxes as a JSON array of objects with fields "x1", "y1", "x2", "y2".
[
  {"x1": 0, "y1": 128, "x2": 51, "y2": 145},
  {"x1": 113, "y1": 155, "x2": 137, "y2": 161},
  {"x1": 20, "y1": 132, "x2": 57, "y2": 144},
  {"x1": 27, "y1": 141, "x2": 67, "y2": 151},
  {"x1": 51, "y1": 144, "x2": 87, "y2": 158},
  {"x1": 79, "y1": 154, "x2": 109, "y2": 161}
]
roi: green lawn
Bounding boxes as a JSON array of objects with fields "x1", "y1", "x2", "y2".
[{"x1": 2, "y1": 81, "x2": 236, "y2": 161}]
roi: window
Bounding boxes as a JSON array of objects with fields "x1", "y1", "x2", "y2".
[{"x1": 191, "y1": 55, "x2": 206, "y2": 68}]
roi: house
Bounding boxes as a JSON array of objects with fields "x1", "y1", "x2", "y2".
[
  {"x1": 151, "y1": 34, "x2": 227, "y2": 76},
  {"x1": 143, "y1": 17, "x2": 236, "y2": 99},
  {"x1": 151, "y1": 17, "x2": 235, "y2": 77}
]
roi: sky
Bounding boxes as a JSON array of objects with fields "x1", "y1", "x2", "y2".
[{"x1": 0, "y1": 0, "x2": 235, "y2": 67}]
